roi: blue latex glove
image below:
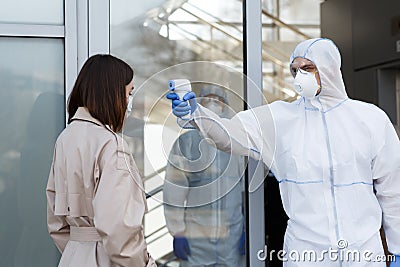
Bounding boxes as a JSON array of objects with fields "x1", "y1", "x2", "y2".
[
  {"x1": 391, "y1": 255, "x2": 400, "y2": 266},
  {"x1": 173, "y1": 236, "x2": 191, "y2": 261},
  {"x1": 238, "y1": 231, "x2": 246, "y2": 255},
  {"x1": 166, "y1": 92, "x2": 197, "y2": 118}
]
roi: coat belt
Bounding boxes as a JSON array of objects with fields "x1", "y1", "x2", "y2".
[{"x1": 70, "y1": 226, "x2": 102, "y2": 242}]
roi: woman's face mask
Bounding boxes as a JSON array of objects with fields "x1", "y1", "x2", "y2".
[
  {"x1": 127, "y1": 95, "x2": 133, "y2": 113},
  {"x1": 293, "y1": 68, "x2": 321, "y2": 98},
  {"x1": 125, "y1": 81, "x2": 134, "y2": 115}
]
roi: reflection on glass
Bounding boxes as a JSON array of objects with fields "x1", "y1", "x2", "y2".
[
  {"x1": 0, "y1": 0, "x2": 64, "y2": 25},
  {"x1": 0, "y1": 37, "x2": 64, "y2": 266},
  {"x1": 164, "y1": 85, "x2": 245, "y2": 266},
  {"x1": 111, "y1": 0, "x2": 244, "y2": 265}
]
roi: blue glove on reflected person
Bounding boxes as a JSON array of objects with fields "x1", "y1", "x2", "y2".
[
  {"x1": 238, "y1": 231, "x2": 246, "y2": 255},
  {"x1": 391, "y1": 255, "x2": 400, "y2": 266},
  {"x1": 173, "y1": 236, "x2": 191, "y2": 261},
  {"x1": 166, "y1": 92, "x2": 197, "y2": 118}
]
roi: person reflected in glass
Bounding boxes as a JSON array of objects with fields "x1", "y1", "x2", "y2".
[
  {"x1": 164, "y1": 85, "x2": 246, "y2": 267},
  {"x1": 15, "y1": 92, "x2": 64, "y2": 266},
  {"x1": 46, "y1": 54, "x2": 156, "y2": 267}
]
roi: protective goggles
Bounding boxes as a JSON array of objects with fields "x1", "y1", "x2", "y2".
[{"x1": 290, "y1": 63, "x2": 318, "y2": 78}]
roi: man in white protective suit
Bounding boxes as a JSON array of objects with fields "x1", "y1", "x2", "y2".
[{"x1": 166, "y1": 38, "x2": 400, "y2": 266}]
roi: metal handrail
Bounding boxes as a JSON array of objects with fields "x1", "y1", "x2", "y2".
[
  {"x1": 185, "y1": 2, "x2": 243, "y2": 35},
  {"x1": 145, "y1": 184, "x2": 164, "y2": 199},
  {"x1": 145, "y1": 224, "x2": 168, "y2": 240},
  {"x1": 170, "y1": 20, "x2": 319, "y2": 29},
  {"x1": 168, "y1": 21, "x2": 242, "y2": 61},
  {"x1": 158, "y1": 255, "x2": 178, "y2": 267},
  {"x1": 163, "y1": 23, "x2": 212, "y2": 52},
  {"x1": 144, "y1": 165, "x2": 167, "y2": 181},
  {"x1": 146, "y1": 226, "x2": 170, "y2": 245},
  {"x1": 264, "y1": 42, "x2": 290, "y2": 60},
  {"x1": 180, "y1": 6, "x2": 242, "y2": 43},
  {"x1": 173, "y1": 8, "x2": 286, "y2": 68},
  {"x1": 262, "y1": 51, "x2": 286, "y2": 69},
  {"x1": 147, "y1": 202, "x2": 163, "y2": 213},
  {"x1": 180, "y1": 3, "x2": 313, "y2": 41},
  {"x1": 182, "y1": 3, "x2": 311, "y2": 60},
  {"x1": 261, "y1": 8, "x2": 311, "y2": 40}
]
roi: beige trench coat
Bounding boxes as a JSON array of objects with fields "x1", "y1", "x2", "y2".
[{"x1": 46, "y1": 107, "x2": 156, "y2": 267}]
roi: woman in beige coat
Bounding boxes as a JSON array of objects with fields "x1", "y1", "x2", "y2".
[{"x1": 46, "y1": 54, "x2": 156, "y2": 267}]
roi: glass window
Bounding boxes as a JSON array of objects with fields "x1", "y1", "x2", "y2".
[
  {"x1": 0, "y1": 37, "x2": 64, "y2": 266},
  {"x1": 111, "y1": 0, "x2": 245, "y2": 265},
  {"x1": 0, "y1": 0, "x2": 64, "y2": 25},
  {"x1": 261, "y1": 0, "x2": 321, "y2": 103}
]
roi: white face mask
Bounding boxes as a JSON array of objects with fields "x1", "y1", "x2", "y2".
[
  {"x1": 127, "y1": 95, "x2": 133, "y2": 114},
  {"x1": 293, "y1": 69, "x2": 321, "y2": 98},
  {"x1": 204, "y1": 102, "x2": 224, "y2": 115}
]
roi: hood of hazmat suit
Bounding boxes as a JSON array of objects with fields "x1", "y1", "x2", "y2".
[
  {"x1": 190, "y1": 38, "x2": 400, "y2": 265},
  {"x1": 290, "y1": 38, "x2": 348, "y2": 108}
]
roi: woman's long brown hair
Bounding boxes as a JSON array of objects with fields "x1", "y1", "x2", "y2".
[{"x1": 67, "y1": 54, "x2": 133, "y2": 132}]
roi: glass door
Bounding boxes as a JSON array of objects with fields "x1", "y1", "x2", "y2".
[{"x1": 111, "y1": 1, "x2": 246, "y2": 265}]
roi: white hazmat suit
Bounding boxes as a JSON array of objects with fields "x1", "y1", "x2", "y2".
[{"x1": 189, "y1": 38, "x2": 400, "y2": 266}]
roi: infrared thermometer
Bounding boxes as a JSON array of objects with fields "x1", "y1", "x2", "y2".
[
  {"x1": 168, "y1": 79, "x2": 193, "y2": 120},
  {"x1": 168, "y1": 79, "x2": 192, "y2": 100}
]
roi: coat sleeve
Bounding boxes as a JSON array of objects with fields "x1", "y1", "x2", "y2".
[
  {"x1": 192, "y1": 104, "x2": 273, "y2": 162},
  {"x1": 163, "y1": 137, "x2": 189, "y2": 236},
  {"x1": 46, "y1": 146, "x2": 70, "y2": 253},
  {"x1": 92, "y1": 138, "x2": 152, "y2": 267},
  {"x1": 372, "y1": 117, "x2": 400, "y2": 255}
]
